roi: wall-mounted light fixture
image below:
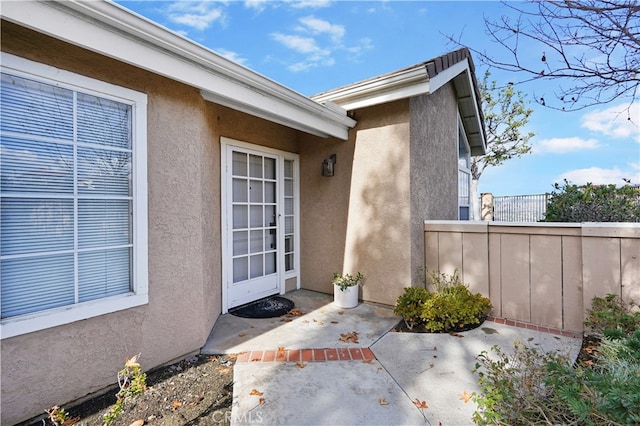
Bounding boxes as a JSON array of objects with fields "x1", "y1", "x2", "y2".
[{"x1": 322, "y1": 154, "x2": 336, "y2": 177}]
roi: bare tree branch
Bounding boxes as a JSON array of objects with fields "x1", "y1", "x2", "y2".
[{"x1": 448, "y1": 1, "x2": 640, "y2": 112}]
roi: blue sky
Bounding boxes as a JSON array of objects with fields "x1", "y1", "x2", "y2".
[{"x1": 116, "y1": 0, "x2": 640, "y2": 196}]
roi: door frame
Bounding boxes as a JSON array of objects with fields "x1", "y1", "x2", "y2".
[{"x1": 220, "y1": 137, "x2": 300, "y2": 313}]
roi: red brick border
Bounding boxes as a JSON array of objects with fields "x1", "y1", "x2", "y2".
[
  {"x1": 485, "y1": 316, "x2": 582, "y2": 339},
  {"x1": 235, "y1": 347, "x2": 376, "y2": 364}
]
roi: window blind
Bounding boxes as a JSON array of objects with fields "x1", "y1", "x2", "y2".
[{"x1": 1, "y1": 72, "x2": 134, "y2": 319}]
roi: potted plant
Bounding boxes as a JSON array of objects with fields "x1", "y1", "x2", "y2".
[{"x1": 332, "y1": 272, "x2": 364, "y2": 309}]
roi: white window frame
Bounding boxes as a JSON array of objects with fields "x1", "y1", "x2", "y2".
[
  {"x1": 0, "y1": 53, "x2": 148, "y2": 339},
  {"x1": 220, "y1": 137, "x2": 300, "y2": 313},
  {"x1": 458, "y1": 114, "x2": 471, "y2": 221}
]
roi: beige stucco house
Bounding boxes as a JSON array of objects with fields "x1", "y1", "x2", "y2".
[{"x1": 0, "y1": 1, "x2": 485, "y2": 423}]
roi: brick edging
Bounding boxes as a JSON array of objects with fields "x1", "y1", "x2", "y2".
[
  {"x1": 486, "y1": 316, "x2": 582, "y2": 339},
  {"x1": 235, "y1": 347, "x2": 375, "y2": 364}
]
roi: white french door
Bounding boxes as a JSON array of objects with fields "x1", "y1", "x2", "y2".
[
  {"x1": 226, "y1": 146, "x2": 279, "y2": 308},
  {"x1": 222, "y1": 139, "x2": 299, "y2": 311}
]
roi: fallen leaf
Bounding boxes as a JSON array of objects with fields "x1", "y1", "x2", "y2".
[
  {"x1": 238, "y1": 333, "x2": 246, "y2": 337},
  {"x1": 280, "y1": 318, "x2": 292, "y2": 322},
  {"x1": 318, "y1": 321, "x2": 325, "y2": 325},
  {"x1": 362, "y1": 358, "x2": 374, "y2": 364},
  {"x1": 413, "y1": 399, "x2": 428, "y2": 409},
  {"x1": 449, "y1": 332, "x2": 464, "y2": 338},
  {"x1": 189, "y1": 395, "x2": 203, "y2": 406},
  {"x1": 171, "y1": 400, "x2": 182, "y2": 410},
  {"x1": 302, "y1": 320, "x2": 309, "y2": 323},
  {"x1": 459, "y1": 391, "x2": 472, "y2": 403},
  {"x1": 379, "y1": 398, "x2": 388, "y2": 406},
  {"x1": 287, "y1": 308, "x2": 305, "y2": 316},
  {"x1": 215, "y1": 366, "x2": 231, "y2": 374},
  {"x1": 296, "y1": 362, "x2": 306, "y2": 368},
  {"x1": 338, "y1": 311, "x2": 344, "y2": 315},
  {"x1": 339, "y1": 331, "x2": 359, "y2": 344},
  {"x1": 125, "y1": 354, "x2": 141, "y2": 369},
  {"x1": 62, "y1": 418, "x2": 80, "y2": 426},
  {"x1": 330, "y1": 321, "x2": 339, "y2": 324},
  {"x1": 313, "y1": 319, "x2": 318, "y2": 322},
  {"x1": 258, "y1": 397, "x2": 265, "y2": 405},
  {"x1": 250, "y1": 389, "x2": 264, "y2": 396},
  {"x1": 277, "y1": 346, "x2": 285, "y2": 352},
  {"x1": 128, "y1": 420, "x2": 144, "y2": 426}
]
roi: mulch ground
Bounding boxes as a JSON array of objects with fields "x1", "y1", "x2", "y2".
[{"x1": 23, "y1": 354, "x2": 235, "y2": 426}]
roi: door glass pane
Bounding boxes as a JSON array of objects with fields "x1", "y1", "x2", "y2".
[
  {"x1": 233, "y1": 231, "x2": 248, "y2": 256},
  {"x1": 264, "y1": 205, "x2": 276, "y2": 227},
  {"x1": 285, "y1": 179, "x2": 293, "y2": 197},
  {"x1": 285, "y1": 253, "x2": 293, "y2": 271},
  {"x1": 264, "y1": 158, "x2": 276, "y2": 180},
  {"x1": 265, "y1": 252, "x2": 276, "y2": 274},
  {"x1": 284, "y1": 160, "x2": 293, "y2": 178},
  {"x1": 285, "y1": 198, "x2": 293, "y2": 215},
  {"x1": 232, "y1": 152, "x2": 247, "y2": 176},
  {"x1": 233, "y1": 179, "x2": 247, "y2": 203},
  {"x1": 233, "y1": 257, "x2": 248, "y2": 283},
  {"x1": 250, "y1": 230, "x2": 263, "y2": 253},
  {"x1": 285, "y1": 217, "x2": 294, "y2": 234},
  {"x1": 249, "y1": 180, "x2": 262, "y2": 203},
  {"x1": 233, "y1": 205, "x2": 247, "y2": 229},
  {"x1": 285, "y1": 236, "x2": 293, "y2": 252},
  {"x1": 250, "y1": 254, "x2": 263, "y2": 278},
  {"x1": 265, "y1": 182, "x2": 276, "y2": 203},
  {"x1": 266, "y1": 229, "x2": 277, "y2": 250},
  {"x1": 249, "y1": 155, "x2": 262, "y2": 178},
  {"x1": 250, "y1": 205, "x2": 263, "y2": 228}
]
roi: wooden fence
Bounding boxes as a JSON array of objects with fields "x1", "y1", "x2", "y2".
[{"x1": 424, "y1": 221, "x2": 640, "y2": 333}]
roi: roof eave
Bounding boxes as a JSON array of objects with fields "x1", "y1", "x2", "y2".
[{"x1": 1, "y1": 0, "x2": 355, "y2": 139}]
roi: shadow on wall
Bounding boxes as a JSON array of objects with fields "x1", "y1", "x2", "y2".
[{"x1": 343, "y1": 125, "x2": 412, "y2": 306}]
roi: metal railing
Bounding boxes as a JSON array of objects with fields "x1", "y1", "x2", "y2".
[{"x1": 492, "y1": 193, "x2": 549, "y2": 222}]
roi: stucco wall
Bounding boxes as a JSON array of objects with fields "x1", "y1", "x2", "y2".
[
  {"x1": 299, "y1": 101, "x2": 412, "y2": 305},
  {"x1": 0, "y1": 22, "x2": 302, "y2": 424},
  {"x1": 409, "y1": 83, "x2": 459, "y2": 285}
]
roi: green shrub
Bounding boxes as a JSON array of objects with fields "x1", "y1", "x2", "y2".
[
  {"x1": 421, "y1": 284, "x2": 492, "y2": 332},
  {"x1": 542, "y1": 180, "x2": 640, "y2": 222},
  {"x1": 393, "y1": 270, "x2": 492, "y2": 333},
  {"x1": 584, "y1": 294, "x2": 640, "y2": 336},
  {"x1": 394, "y1": 286, "x2": 430, "y2": 330},
  {"x1": 473, "y1": 296, "x2": 640, "y2": 425},
  {"x1": 472, "y1": 343, "x2": 572, "y2": 425}
]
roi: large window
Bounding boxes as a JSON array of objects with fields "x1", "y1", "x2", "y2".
[
  {"x1": 0, "y1": 54, "x2": 148, "y2": 338},
  {"x1": 458, "y1": 116, "x2": 471, "y2": 220}
]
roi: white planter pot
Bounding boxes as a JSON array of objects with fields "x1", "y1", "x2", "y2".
[{"x1": 334, "y1": 284, "x2": 359, "y2": 309}]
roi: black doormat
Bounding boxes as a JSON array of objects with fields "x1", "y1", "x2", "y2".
[{"x1": 229, "y1": 296, "x2": 295, "y2": 319}]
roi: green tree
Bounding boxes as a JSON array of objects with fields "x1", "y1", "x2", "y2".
[
  {"x1": 471, "y1": 71, "x2": 534, "y2": 219},
  {"x1": 543, "y1": 180, "x2": 640, "y2": 222}
]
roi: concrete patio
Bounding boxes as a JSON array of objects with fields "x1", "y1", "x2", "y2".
[{"x1": 202, "y1": 289, "x2": 582, "y2": 425}]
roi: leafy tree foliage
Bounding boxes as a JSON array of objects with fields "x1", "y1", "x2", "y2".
[
  {"x1": 474, "y1": 1, "x2": 640, "y2": 112},
  {"x1": 543, "y1": 180, "x2": 640, "y2": 222},
  {"x1": 471, "y1": 71, "x2": 534, "y2": 219}
]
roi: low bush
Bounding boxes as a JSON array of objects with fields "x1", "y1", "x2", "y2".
[
  {"x1": 473, "y1": 295, "x2": 640, "y2": 425},
  {"x1": 393, "y1": 270, "x2": 492, "y2": 333},
  {"x1": 584, "y1": 293, "x2": 640, "y2": 336}
]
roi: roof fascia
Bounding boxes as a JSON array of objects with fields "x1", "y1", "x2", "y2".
[
  {"x1": 312, "y1": 66, "x2": 430, "y2": 111},
  {"x1": 1, "y1": 0, "x2": 355, "y2": 139}
]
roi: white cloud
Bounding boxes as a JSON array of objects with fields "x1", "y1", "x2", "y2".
[
  {"x1": 557, "y1": 165, "x2": 640, "y2": 186},
  {"x1": 216, "y1": 48, "x2": 248, "y2": 65},
  {"x1": 535, "y1": 137, "x2": 600, "y2": 154},
  {"x1": 271, "y1": 33, "x2": 322, "y2": 54},
  {"x1": 581, "y1": 102, "x2": 640, "y2": 141},
  {"x1": 286, "y1": 0, "x2": 332, "y2": 9},
  {"x1": 299, "y1": 16, "x2": 345, "y2": 42},
  {"x1": 165, "y1": 2, "x2": 225, "y2": 30}
]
